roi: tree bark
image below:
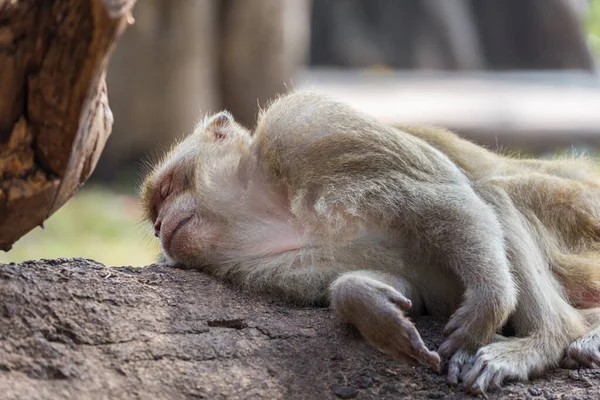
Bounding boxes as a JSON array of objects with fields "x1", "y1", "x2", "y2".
[
  {"x1": 0, "y1": 259, "x2": 598, "y2": 400},
  {"x1": 0, "y1": 0, "x2": 135, "y2": 250}
]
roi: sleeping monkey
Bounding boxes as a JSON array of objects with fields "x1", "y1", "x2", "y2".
[{"x1": 141, "y1": 91, "x2": 600, "y2": 393}]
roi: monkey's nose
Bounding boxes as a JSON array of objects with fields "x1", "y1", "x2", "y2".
[{"x1": 154, "y1": 220, "x2": 162, "y2": 237}]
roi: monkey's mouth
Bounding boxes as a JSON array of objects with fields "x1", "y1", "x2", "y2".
[{"x1": 164, "y1": 215, "x2": 194, "y2": 253}]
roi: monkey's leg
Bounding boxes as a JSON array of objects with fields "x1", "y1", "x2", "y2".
[
  {"x1": 454, "y1": 189, "x2": 587, "y2": 393},
  {"x1": 563, "y1": 308, "x2": 600, "y2": 368},
  {"x1": 330, "y1": 270, "x2": 441, "y2": 371}
]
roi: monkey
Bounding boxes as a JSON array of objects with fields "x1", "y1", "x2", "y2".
[{"x1": 141, "y1": 91, "x2": 600, "y2": 393}]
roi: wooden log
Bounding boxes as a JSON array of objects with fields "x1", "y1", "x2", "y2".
[
  {"x1": 0, "y1": 259, "x2": 597, "y2": 399},
  {"x1": 0, "y1": 0, "x2": 135, "y2": 250}
]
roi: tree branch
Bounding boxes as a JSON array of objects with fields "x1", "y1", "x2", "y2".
[
  {"x1": 0, "y1": 0, "x2": 135, "y2": 250},
  {"x1": 0, "y1": 259, "x2": 596, "y2": 399}
]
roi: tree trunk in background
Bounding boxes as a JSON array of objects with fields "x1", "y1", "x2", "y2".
[
  {"x1": 0, "y1": 0, "x2": 135, "y2": 250},
  {"x1": 309, "y1": 0, "x2": 594, "y2": 70},
  {"x1": 472, "y1": 0, "x2": 594, "y2": 70},
  {"x1": 418, "y1": 0, "x2": 484, "y2": 69},
  {"x1": 100, "y1": 0, "x2": 220, "y2": 180},
  {"x1": 219, "y1": 0, "x2": 311, "y2": 128},
  {"x1": 98, "y1": 0, "x2": 310, "y2": 180}
]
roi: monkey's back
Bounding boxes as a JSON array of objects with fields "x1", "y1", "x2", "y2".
[
  {"x1": 260, "y1": 93, "x2": 600, "y2": 309},
  {"x1": 405, "y1": 124, "x2": 600, "y2": 308}
]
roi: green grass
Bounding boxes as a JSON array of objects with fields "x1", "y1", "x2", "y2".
[
  {"x1": 0, "y1": 186, "x2": 159, "y2": 266},
  {"x1": 587, "y1": 0, "x2": 600, "y2": 56}
]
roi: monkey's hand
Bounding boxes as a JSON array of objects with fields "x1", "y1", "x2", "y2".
[{"x1": 331, "y1": 273, "x2": 441, "y2": 372}]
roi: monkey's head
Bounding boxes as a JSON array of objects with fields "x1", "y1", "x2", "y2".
[{"x1": 141, "y1": 111, "x2": 253, "y2": 266}]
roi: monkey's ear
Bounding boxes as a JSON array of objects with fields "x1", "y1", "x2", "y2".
[{"x1": 206, "y1": 111, "x2": 234, "y2": 140}]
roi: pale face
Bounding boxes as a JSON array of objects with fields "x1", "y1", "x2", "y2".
[{"x1": 141, "y1": 112, "x2": 253, "y2": 266}]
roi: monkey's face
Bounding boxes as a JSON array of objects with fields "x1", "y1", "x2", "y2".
[{"x1": 141, "y1": 111, "x2": 253, "y2": 266}]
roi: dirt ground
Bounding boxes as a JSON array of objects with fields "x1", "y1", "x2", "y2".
[{"x1": 0, "y1": 259, "x2": 598, "y2": 399}]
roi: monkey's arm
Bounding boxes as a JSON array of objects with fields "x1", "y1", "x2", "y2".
[
  {"x1": 331, "y1": 270, "x2": 441, "y2": 371},
  {"x1": 450, "y1": 183, "x2": 588, "y2": 393},
  {"x1": 235, "y1": 261, "x2": 441, "y2": 371},
  {"x1": 414, "y1": 186, "x2": 518, "y2": 358}
]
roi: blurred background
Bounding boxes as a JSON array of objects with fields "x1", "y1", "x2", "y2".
[{"x1": 3, "y1": 0, "x2": 600, "y2": 266}]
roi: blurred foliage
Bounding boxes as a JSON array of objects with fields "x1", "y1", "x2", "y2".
[
  {"x1": 0, "y1": 186, "x2": 159, "y2": 266},
  {"x1": 587, "y1": 0, "x2": 600, "y2": 55}
]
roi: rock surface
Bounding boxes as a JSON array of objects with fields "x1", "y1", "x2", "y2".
[{"x1": 0, "y1": 259, "x2": 598, "y2": 399}]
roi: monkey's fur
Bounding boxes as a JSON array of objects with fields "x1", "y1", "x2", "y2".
[{"x1": 142, "y1": 92, "x2": 600, "y2": 393}]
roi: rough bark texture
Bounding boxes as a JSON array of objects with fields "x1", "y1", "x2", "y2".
[
  {"x1": 0, "y1": 259, "x2": 598, "y2": 400},
  {"x1": 0, "y1": 0, "x2": 135, "y2": 250}
]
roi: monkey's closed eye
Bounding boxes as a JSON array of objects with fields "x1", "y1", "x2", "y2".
[{"x1": 159, "y1": 174, "x2": 173, "y2": 200}]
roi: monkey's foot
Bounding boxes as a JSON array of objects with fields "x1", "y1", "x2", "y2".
[
  {"x1": 450, "y1": 339, "x2": 535, "y2": 394},
  {"x1": 562, "y1": 330, "x2": 600, "y2": 368},
  {"x1": 438, "y1": 302, "x2": 507, "y2": 359},
  {"x1": 446, "y1": 348, "x2": 476, "y2": 385},
  {"x1": 445, "y1": 335, "x2": 509, "y2": 387},
  {"x1": 379, "y1": 315, "x2": 441, "y2": 372},
  {"x1": 332, "y1": 274, "x2": 441, "y2": 372},
  {"x1": 361, "y1": 298, "x2": 440, "y2": 371}
]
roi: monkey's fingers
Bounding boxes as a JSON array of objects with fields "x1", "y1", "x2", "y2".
[
  {"x1": 446, "y1": 349, "x2": 475, "y2": 385},
  {"x1": 387, "y1": 291, "x2": 412, "y2": 311},
  {"x1": 563, "y1": 339, "x2": 600, "y2": 368},
  {"x1": 415, "y1": 347, "x2": 442, "y2": 373},
  {"x1": 396, "y1": 318, "x2": 441, "y2": 372},
  {"x1": 442, "y1": 308, "x2": 467, "y2": 337},
  {"x1": 437, "y1": 327, "x2": 469, "y2": 359}
]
